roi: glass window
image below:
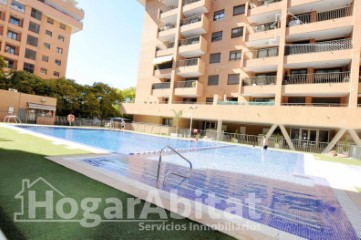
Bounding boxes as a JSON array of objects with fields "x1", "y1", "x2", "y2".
[
  {"x1": 5, "y1": 45, "x2": 16, "y2": 55},
  {"x1": 231, "y1": 27, "x2": 243, "y2": 38},
  {"x1": 31, "y1": 8, "x2": 42, "y2": 21},
  {"x1": 56, "y1": 47, "x2": 63, "y2": 54},
  {"x1": 229, "y1": 50, "x2": 242, "y2": 61},
  {"x1": 23, "y1": 62, "x2": 35, "y2": 73},
  {"x1": 55, "y1": 59, "x2": 61, "y2": 66},
  {"x1": 45, "y1": 30, "x2": 52, "y2": 37},
  {"x1": 40, "y1": 68, "x2": 47, "y2": 74},
  {"x1": 209, "y1": 53, "x2": 221, "y2": 64},
  {"x1": 53, "y1": 71, "x2": 60, "y2": 77},
  {"x1": 11, "y1": 0, "x2": 24, "y2": 13},
  {"x1": 47, "y1": 17, "x2": 54, "y2": 24},
  {"x1": 44, "y1": 42, "x2": 50, "y2": 49},
  {"x1": 233, "y1": 5, "x2": 245, "y2": 16},
  {"x1": 42, "y1": 55, "x2": 49, "y2": 62},
  {"x1": 29, "y1": 22, "x2": 40, "y2": 34},
  {"x1": 227, "y1": 74, "x2": 240, "y2": 85},
  {"x1": 213, "y1": 10, "x2": 224, "y2": 21},
  {"x1": 58, "y1": 35, "x2": 64, "y2": 42},
  {"x1": 27, "y1": 35, "x2": 38, "y2": 47},
  {"x1": 208, "y1": 75, "x2": 219, "y2": 86},
  {"x1": 7, "y1": 30, "x2": 17, "y2": 40},
  {"x1": 211, "y1": 31, "x2": 222, "y2": 42},
  {"x1": 9, "y1": 16, "x2": 20, "y2": 26},
  {"x1": 25, "y1": 49, "x2": 37, "y2": 60},
  {"x1": 60, "y1": 23, "x2": 66, "y2": 30}
]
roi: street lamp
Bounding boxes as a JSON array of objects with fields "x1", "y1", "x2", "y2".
[{"x1": 189, "y1": 106, "x2": 197, "y2": 137}]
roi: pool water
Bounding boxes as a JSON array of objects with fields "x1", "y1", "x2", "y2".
[{"x1": 15, "y1": 125, "x2": 359, "y2": 239}]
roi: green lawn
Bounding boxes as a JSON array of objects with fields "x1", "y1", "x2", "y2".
[
  {"x1": 313, "y1": 153, "x2": 361, "y2": 167},
  {"x1": 0, "y1": 126, "x2": 234, "y2": 240}
]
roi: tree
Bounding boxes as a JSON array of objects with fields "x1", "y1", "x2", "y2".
[
  {"x1": 121, "y1": 87, "x2": 136, "y2": 103},
  {"x1": 172, "y1": 110, "x2": 182, "y2": 135}
]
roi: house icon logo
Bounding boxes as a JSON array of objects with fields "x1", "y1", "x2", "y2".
[{"x1": 14, "y1": 177, "x2": 66, "y2": 222}]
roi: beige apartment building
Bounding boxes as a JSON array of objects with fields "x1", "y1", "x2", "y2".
[
  {"x1": 0, "y1": 0, "x2": 83, "y2": 78},
  {"x1": 123, "y1": 0, "x2": 361, "y2": 153}
]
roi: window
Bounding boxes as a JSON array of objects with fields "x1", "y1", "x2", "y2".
[
  {"x1": 7, "y1": 30, "x2": 18, "y2": 40},
  {"x1": 231, "y1": 27, "x2": 243, "y2": 38},
  {"x1": 40, "y1": 68, "x2": 47, "y2": 74},
  {"x1": 47, "y1": 18, "x2": 54, "y2": 25},
  {"x1": 42, "y1": 55, "x2": 49, "y2": 62},
  {"x1": 206, "y1": 97, "x2": 213, "y2": 104},
  {"x1": 56, "y1": 47, "x2": 63, "y2": 54},
  {"x1": 213, "y1": 10, "x2": 224, "y2": 21},
  {"x1": 11, "y1": 0, "x2": 25, "y2": 13},
  {"x1": 55, "y1": 59, "x2": 61, "y2": 66},
  {"x1": 229, "y1": 50, "x2": 242, "y2": 61},
  {"x1": 31, "y1": 8, "x2": 42, "y2": 21},
  {"x1": 4, "y1": 59, "x2": 15, "y2": 69},
  {"x1": 23, "y1": 63, "x2": 35, "y2": 73},
  {"x1": 257, "y1": 47, "x2": 278, "y2": 58},
  {"x1": 208, "y1": 75, "x2": 219, "y2": 86},
  {"x1": 44, "y1": 42, "x2": 50, "y2": 49},
  {"x1": 5, "y1": 45, "x2": 16, "y2": 55},
  {"x1": 45, "y1": 30, "x2": 52, "y2": 37},
  {"x1": 209, "y1": 53, "x2": 221, "y2": 64},
  {"x1": 233, "y1": 5, "x2": 245, "y2": 16},
  {"x1": 29, "y1": 22, "x2": 40, "y2": 34},
  {"x1": 25, "y1": 49, "x2": 37, "y2": 60},
  {"x1": 58, "y1": 35, "x2": 64, "y2": 42},
  {"x1": 60, "y1": 23, "x2": 66, "y2": 30},
  {"x1": 53, "y1": 71, "x2": 60, "y2": 78},
  {"x1": 211, "y1": 31, "x2": 222, "y2": 42},
  {"x1": 27, "y1": 35, "x2": 38, "y2": 47},
  {"x1": 227, "y1": 74, "x2": 240, "y2": 85},
  {"x1": 9, "y1": 16, "x2": 20, "y2": 26}
]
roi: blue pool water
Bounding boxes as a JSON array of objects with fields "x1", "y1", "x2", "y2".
[{"x1": 15, "y1": 125, "x2": 359, "y2": 239}]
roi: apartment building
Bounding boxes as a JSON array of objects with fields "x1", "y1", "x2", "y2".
[
  {"x1": 123, "y1": 0, "x2": 361, "y2": 153},
  {"x1": 0, "y1": 0, "x2": 84, "y2": 78}
]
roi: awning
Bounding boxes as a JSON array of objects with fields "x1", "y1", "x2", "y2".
[
  {"x1": 152, "y1": 55, "x2": 173, "y2": 65},
  {"x1": 28, "y1": 103, "x2": 56, "y2": 111}
]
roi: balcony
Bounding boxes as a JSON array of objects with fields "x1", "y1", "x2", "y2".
[
  {"x1": 180, "y1": 14, "x2": 209, "y2": 38},
  {"x1": 246, "y1": 21, "x2": 281, "y2": 47},
  {"x1": 178, "y1": 36, "x2": 207, "y2": 58},
  {"x1": 155, "y1": 42, "x2": 175, "y2": 57},
  {"x1": 247, "y1": 0, "x2": 282, "y2": 24},
  {"x1": 158, "y1": 24, "x2": 176, "y2": 42},
  {"x1": 243, "y1": 47, "x2": 279, "y2": 72},
  {"x1": 286, "y1": 6, "x2": 353, "y2": 42},
  {"x1": 283, "y1": 72, "x2": 350, "y2": 97},
  {"x1": 159, "y1": 6, "x2": 178, "y2": 25},
  {"x1": 174, "y1": 80, "x2": 203, "y2": 97},
  {"x1": 152, "y1": 82, "x2": 171, "y2": 97},
  {"x1": 176, "y1": 58, "x2": 205, "y2": 77},
  {"x1": 285, "y1": 39, "x2": 352, "y2": 68},
  {"x1": 241, "y1": 76, "x2": 276, "y2": 97},
  {"x1": 183, "y1": 0, "x2": 210, "y2": 17}
]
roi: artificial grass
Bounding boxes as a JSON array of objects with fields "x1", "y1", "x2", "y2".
[
  {"x1": 0, "y1": 126, "x2": 234, "y2": 240},
  {"x1": 313, "y1": 153, "x2": 361, "y2": 167}
]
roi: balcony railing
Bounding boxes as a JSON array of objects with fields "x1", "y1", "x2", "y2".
[
  {"x1": 160, "y1": 5, "x2": 178, "y2": 14},
  {"x1": 242, "y1": 76, "x2": 276, "y2": 86},
  {"x1": 253, "y1": 21, "x2": 280, "y2": 32},
  {"x1": 157, "y1": 42, "x2": 175, "y2": 51},
  {"x1": 183, "y1": 0, "x2": 201, "y2": 5},
  {"x1": 285, "y1": 39, "x2": 352, "y2": 55},
  {"x1": 288, "y1": 6, "x2": 353, "y2": 26},
  {"x1": 176, "y1": 58, "x2": 199, "y2": 67},
  {"x1": 256, "y1": 47, "x2": 278, "y2": 58},
  {"x1": 282, "y1": 103, "x2": 348, "y2": 107},
  {"x1": 180, "y1": 15, "x2": 201, "y2": 26},
  {"x1": 284, "y1": 72, "x2": 350, "y2": 85},
  {"x1": 159, "y1": 24, "x2": 176, "y2": 32},
  {"x1": 179, "y1": 36, "x2": 200, "y2": 46},
  {"x1": 175, "y1": 80, "x2": 198, "y2": 88},
  {"x1": 152, "y1": 82, "x2": 171, "y2": 89}
]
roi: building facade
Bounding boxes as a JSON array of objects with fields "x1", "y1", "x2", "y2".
[
  {"x1": 123, "y1": 0, "x2": 361, "y2": 153},
  {"x1": 0, "y1": 0, "x2": 84, "y2": 78}
]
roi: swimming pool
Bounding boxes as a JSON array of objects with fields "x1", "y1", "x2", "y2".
[{"x1": 15, "y1": 125, "x2": 359, "y2": 239}]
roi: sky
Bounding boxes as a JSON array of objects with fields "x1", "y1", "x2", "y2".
[{"x1": 66, "y1": 0, "x2": 144, "y2": 90}]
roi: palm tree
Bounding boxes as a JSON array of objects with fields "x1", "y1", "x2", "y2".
[{"x1": 172, "y1": 109, "x2": 182, "y2": 135}]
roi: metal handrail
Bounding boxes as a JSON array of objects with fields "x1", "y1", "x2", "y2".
[
  {"x1": 179, "y1": 36, "x2": 200, "y2": 46},
  {"x1": 285, "y1": 38, "x2": 352, "y2": 55},
  {"x1": 152, "y1": 82, "x2": 171, "y2": 89},
  {"x1": 242, "y1": 76, "x2": 276, "y2": 86},
  {"x1": 176, "y1": 58, "x2": 199, "y2": 67},
  {"x1": 284, "y1": 71, "x2": 350, "y2": 85},
  {"x1": 156, "y1": 145, "x2": 192, "y2": 188},
  {"x1": 180, "y1": 14, "x2": 202, "y2": 26}
]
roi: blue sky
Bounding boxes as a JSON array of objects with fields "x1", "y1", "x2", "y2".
[{"x1": 66, "y1": 0, "x2": 144, "y2": 89}]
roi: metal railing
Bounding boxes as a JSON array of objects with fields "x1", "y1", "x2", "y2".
[
  {"x1": 180, "y1": 14, "x2": 202, "y2": 26},
  {"x1": 256, "y1": 47, "x2": 278, "y2": 58},
  {"x1": 183, "y1": 0, "x2": 201, "y2": 5},
  {"x1": 218, "y1": 101, "x2": 275, "y2": 106},
  {"x1": 253, "y1": 21, "x2": 279, "y2": 32},
  {"x1": 317, "y1": 6, "x2": 353, "y2": 22},
  {"x1": 284, "y1": 71, "x2": 350, "y2": 85},
  {"x1": 281, "y1": 103, "x2": 348, "y2": 107},
  {"x1": 152, "y1": 82, "x2": 171, "y2": 89},
  {"x1": 176, "y1": 58, "x2": 199, "y2": 67},
  {"x1": 242, "y1": 76, "x2": 276, "y2": 86},
  {"x1": 160, "y1": 5, "x2": 178, "y2": 14},
  {"x1": 285, "y1": 38, "x2": 352, "y2": 55},
  {"x1": 175, "y1": 80, "x2": 197, "y2": 88},
  {"x1": 157, "y1": 42, "x2": 175, "y2": 51},
  {"x1": 159, "y1": 24, "x2": 176, "y2": 32},
  {"x1": 179, "y1": 36, "x2": 200, "y2": 46}
]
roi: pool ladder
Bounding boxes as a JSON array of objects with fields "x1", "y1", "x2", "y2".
[{"x1": 156, "y1": 145, "x2": 192, "y2": 188}]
